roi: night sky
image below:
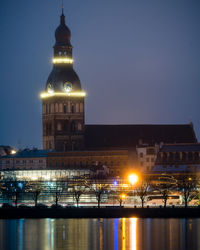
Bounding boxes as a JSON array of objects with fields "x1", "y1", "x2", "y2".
[{"x1": 0, "y1": 0, "x2": 200, "y2": 149}]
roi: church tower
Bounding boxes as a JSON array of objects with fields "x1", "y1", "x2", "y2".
[{"x1": 40, "y1": 9, "x2": 86, "y2": 151}]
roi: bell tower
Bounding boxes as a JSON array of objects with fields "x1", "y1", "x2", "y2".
[{"x1": 40, "y1": 9, "x2": 86, "y2": 151}]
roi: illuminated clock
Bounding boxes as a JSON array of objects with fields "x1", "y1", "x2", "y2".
[
  {"x1": 64, "y1": 82, "x2": 72, "y2": 92},
  {"x1": 47, "y1": 83, "x2": 54, "y2": 94}
]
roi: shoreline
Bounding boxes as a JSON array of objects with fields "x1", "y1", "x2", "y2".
[{"x1": 0, "y1": 207, "x2": 200, "y2": 219}]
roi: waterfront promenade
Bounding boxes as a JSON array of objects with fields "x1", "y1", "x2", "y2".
[{"x1": 0, "y1": 207, "x2": 200, "y2": 219}]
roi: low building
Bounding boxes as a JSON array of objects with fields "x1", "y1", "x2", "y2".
[
  {"x1": 153, "y1": 143, "x2": 200, "y2": 174},
  {"x1": 0, "y1": 149, "x2": 50, "y2": 170},
  {"x1": 136, "y1": 144, "x2": 159, "y2": 172},
  {"x1": 46, "y1": 150, "x2": 129, "y2": 176}
]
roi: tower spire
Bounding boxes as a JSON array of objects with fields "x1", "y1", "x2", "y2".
[{"x1": 61, "y1": 0, "x2": 64, "y2": 15}]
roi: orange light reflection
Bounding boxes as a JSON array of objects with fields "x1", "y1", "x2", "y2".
[{"x1": 131, "y1": 218, "x2": 137, "y2": 250}]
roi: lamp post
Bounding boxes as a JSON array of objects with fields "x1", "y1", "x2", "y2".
[{"x1": 128, "y1": 173, "x2": 139, "y2": 206}]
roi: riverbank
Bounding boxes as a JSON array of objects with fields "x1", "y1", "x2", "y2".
[{"x1": 0, "y1": 207, "x2": 200, "y2": 219}]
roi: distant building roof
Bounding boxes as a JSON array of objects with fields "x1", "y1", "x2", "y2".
[
  {"x1": 0, "y1": 146, "x2": 14, "y2": 156},
  {"x1": 152, "y1": 165, "x2": 190, "y2": 173},
  {"x1": 85, "y1": 124, "x2": 197, "y2": 149},
  {"x1": 1, "y1": 149, "x2": 52, "y2": 159},
  {"x1": 159, "y1": 143, "x2": 200, "y2": 153}
]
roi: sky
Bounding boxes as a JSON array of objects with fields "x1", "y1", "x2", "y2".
[{"x1": 0, "y1": 0, "x2": 200, "y2": 149}]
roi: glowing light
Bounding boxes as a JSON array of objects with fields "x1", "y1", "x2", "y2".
[
  {"x1": 113, "y1": 180, "x2": 118, "y2": 186},
  {"x1": 11, "y1": 150, "x2": 17, "y2": 154},
  {"x1": 52, "y1": 57, "x2": 74, "y2": 64},
  {"x1": 40, "y1": 91, "x2": 86, "y2": 99},
  {"x1": 121, "y1": 194, "x2": 126, "y2": 199},
  {"x1": 128, "y1": 174, "x2": 139, "y2": 185}
]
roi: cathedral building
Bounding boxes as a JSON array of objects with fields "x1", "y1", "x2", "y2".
[{"x1": 40, "y1": 10, "x2": 197, "y2": 175}]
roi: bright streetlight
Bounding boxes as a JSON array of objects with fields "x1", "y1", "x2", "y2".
[{"x1": 128, "y1": 174, "x2": 139, "y2": 185}]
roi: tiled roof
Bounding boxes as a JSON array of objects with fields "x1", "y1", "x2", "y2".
[{"x1": 85, "y1": 124, "x2": 197, "y2": 149}]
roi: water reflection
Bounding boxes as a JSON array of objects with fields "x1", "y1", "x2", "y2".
[{"x1": 0, "y1": 218, "x2": 200, "y2": 250}]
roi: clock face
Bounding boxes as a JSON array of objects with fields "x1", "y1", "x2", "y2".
[
  {"x1": 47, "y1": 83, "x2": 54, "y2": 94},
  {"x1": 64, "y1": 82, "x2": 72, "y2": 92}
]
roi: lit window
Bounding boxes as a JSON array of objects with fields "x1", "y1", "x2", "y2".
[
  {"x1": 57, "y1": 123, "x2": 62, "y2": 131},
  {"x1": 78, "y1": 123, "x2": 82, "y2": 131}
]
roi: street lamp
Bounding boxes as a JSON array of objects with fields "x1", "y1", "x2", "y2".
[{"x1": 128, "y1": 174, "x2": 139, "y2": 185}]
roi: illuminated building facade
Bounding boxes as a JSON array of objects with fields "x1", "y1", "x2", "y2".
[
  {"x1": 41, "y1": 10, "x2": 85, "y2": 151},
  {"x1": 39, "y1": 10, "x2": 197, "y2": 175}
]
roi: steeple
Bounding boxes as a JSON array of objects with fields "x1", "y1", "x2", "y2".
[
  {"x1": 41, "y1": 9, "x2": 86, "y2": 152},
  {"x1": 54, "y1": 7, "x2": 72, "y2": 57}
]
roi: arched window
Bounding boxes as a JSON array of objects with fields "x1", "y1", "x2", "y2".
[
  {"x1": 57, "y1": 122, "x2": 62, "y2": 131},
  {"x1": 76, "y1": 103, "x2": 79, "y2": 113},
  {"x1": 51, "y1": 103, "x2": 54, "y2": 113},
  {"x1": 78, "y1": 123, "x2": 82, "y2": 131},
  {"x1": 46, "y1": 104, "x2": 49, "y2": 114},
  {"x1": 59, "y1": 103, "x2": 63, "y2": 113},
  {"x1": 80, "y1": 103, "x2": 83, "y2": 113},
  {"x1": 55, "y1": 103, "x2": 58, "y2": 113},
  {"x1": 71, "y1": 104, "x2": 75, "y2": 113},
  {"x1": 63, "y1": 104, "x2": 67, "y2": 113},
  {"x1": 59, "y1": 51, "x2": 62, "y2": 55},
  {"x1": 71, "y1": 121, "x2": 75, "y2": 132}
]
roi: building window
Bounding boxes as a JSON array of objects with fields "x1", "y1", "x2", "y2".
[
  {"x1": 78, "y1": 123, "x2": 82, "y2": 131},
  {"x1": 55, "y1": 103, "x2": 58, "y2": 113},
  {"x1": 139, "y1": 153, "x2": 143, "y2": 158},
  {"x1": 46, "y1": 104, "x2": 49, "y2": 114},
  {"x1": 80, "y1": 103, "x2": 83, "y2": 113},
  {"x1": 146, "y1": 158, "x2": 149, "y2": 162},
  {"x1": 71, "y1": 104, "x2": 75, "y2": 113},
  {"x1": 59, "y1": 103, "x2": 63, "y2": 113},
  {"x1": 76, "y1": 103, "x2": 79, "y2": 113},
  {"x1": 6, "y1": 160, "x2": 10, "y2": 164},
  {"x1": 51, "y1": 103, "x2": 54, "y2": 113},
  {"x1": 63, "y1": 104, "x2": 67, "y2": 113},
  {"x1": 71, "y1": 122, "x2": 75, "y2": 132},
  {"x1": 57, "y1": 123, "x2": 62, "y2": 131},
  {"x1": 147, "y1": 148, "x2": 155, "y2": 155},
  {"x1": 29, "y1": 160, "x2": 33, "y2": 163}
]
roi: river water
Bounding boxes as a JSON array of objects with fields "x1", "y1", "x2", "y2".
[{"x1": 0, "y1": 218, "x2": 199, "y2": 250}]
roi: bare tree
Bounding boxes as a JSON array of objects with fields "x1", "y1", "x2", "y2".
[
  {"x1": 178, "y1": 176, "x2": 197, "y2": 208},
  {"x1": 89, "y1": 180, "x2": 109, "y2": 208},
  {"x1": 51, "y1": 181, "x2": 64, "y2": 207},
  {"x1": 31, "y1": 183, "x2": 42, "y2": 207},
  {"x1": 2, "y1": 179, "x2": 24, "y2": 207},
  {"x1": 135, "y1": 181, "x2": 149, "y2": 208},
  {"x1": 72, "y1": 186, "x2": 85, "y2": 207},
  {"x1": 161, "y1": 188, "x2": 170, "y2": 208},
  {"x1": 115, "y1": 193, "x2": 126, "y2": 207}
]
